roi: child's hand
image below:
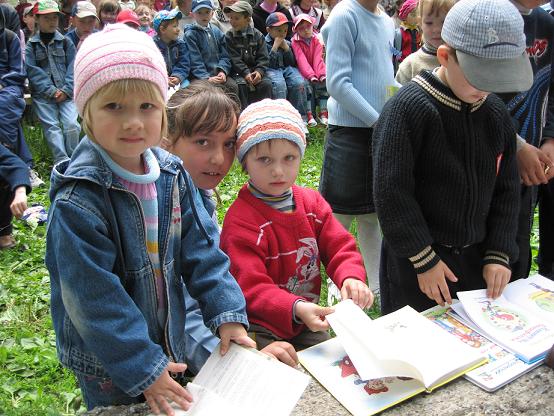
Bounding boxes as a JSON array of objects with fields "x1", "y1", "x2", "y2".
[
  {"x1": 260, "y1": 341, "x2": 298, "y2": 367},
  {"x1": 416, "y1": 260, "x2": 458, "y2": 306},
  {"x1": 250, "y1": 71, "x2": 262, "y2": 85},
  {"x1": 10, "y1": 186, "x2": 27, "y2": 218},
  {"x1": 319, "y1": 75, "x2": 326, "y2": 83},
  {"x1": 54, "y1": 90, "x2": 67, "y2": 103},
  {"x1": 309, "y1": 76, "x2": 318, "y2": 83},
  {"x1": 517, "y1": 142, "x2": 552, "y2": 186},
  {"x1": 168, "y1": 76, "x2": 181, "y2": 87},
  {"x1": 483, "y1": 263, "x2": 511, "y2": 299},
  {"x1": 340, "y1": 278, "x2": 373, "y2": 309},
  {"x1": 218, "y1": 322, "x2": 256, "y2": 355},
  {"x1": 295, "y1": 301, "x2": 334, "y2": 332},
  {"x1": 144, "y1": 362, "x2": 192, "y2": 416},
  {"x1": 244, "y1": 72, "x2": 254, "y2": 85}
]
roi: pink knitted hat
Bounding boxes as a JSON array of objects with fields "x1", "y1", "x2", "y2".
[
  {"x1": 74, "y1": 24, "x2": 168, "y2": 116},
  {"x1": 398, "y1": 0, "x2": 418, "y2": 21}
]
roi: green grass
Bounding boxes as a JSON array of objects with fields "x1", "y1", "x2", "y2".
[{"x1": 0, "y1": 122, "x2": 540, "y2": 414}]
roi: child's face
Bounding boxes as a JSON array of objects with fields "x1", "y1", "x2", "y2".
[
  {"x1": 244, "y1": 139, "x2": 301, "y2": 196},
  {"x1": 36, "y1": 13, "x2": 59, "y2": 33},
  {"x1": 73, "y1": 16, "x2": 98, "y2": 38},
  {"x1": 136, "y1": 8, "x2": 152, "y2": 26},
  {"x1": 420, "y1": 4, "x2": 447, "y2": 49},
  {"x1": 169, "y1": 116, "x2": 237, "y2": 190},
  {"x1": 267, "y1": 23, "x2": 288, "y2": 39},
  {"x1": 438, "y1": 47, "x2": 489, "y2": 104},
  {"x1": 228, "y1": 11, "x2": 250, "y2": 31},
  {"x1": 159, "y1": 18, "x2": 180, "y2": 42},
  {"x1": 88, "y1": 89, "x2": 163, "y2": 172},
  {"x1": 295, "y1": 20, "x2": 313, "y2": 39},
  {"x1": 193, "y1": 7, "x2": 213, "y2": 27},
  {"x1": 100, "y1": 9, "x2": 118, "y2": 25},
  {"x1": 405, "y1": 9, "x2": 418, "y2": 26},
  {"x1": 23, "y1": 13, "x2": 35, "y2": 31}
]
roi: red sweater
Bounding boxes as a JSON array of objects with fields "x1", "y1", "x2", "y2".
[{"x1": 220, "y1": 185, "x2": 366, "y2": 339}]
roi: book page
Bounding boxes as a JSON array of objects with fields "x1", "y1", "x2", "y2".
[
  {"x1": 423, "y1": 305, "x2": 539, "y2": 392},
  {"x1": 298, "y1": 338, "x2": 425, "y2": 416},
  {"x1": 328, "y1": 301, "x2": 486, "y2": 388},
  {"x1": 503, "y1": 275, "x2": 554, "y2": 324},
  {"x1": 190, "y1": 343, "x2": 309, "y2": 416},
  {"x1": 457, "y1": 289, "x2": 554, "y2": 363}
]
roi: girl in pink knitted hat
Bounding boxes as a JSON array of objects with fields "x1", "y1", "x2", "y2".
[
  {"x1": 393, "y1": 0, "x2": 422, "y2": 64},
  {"x1": 45, "y1": 23, "x2": 254, "y2": 415}
]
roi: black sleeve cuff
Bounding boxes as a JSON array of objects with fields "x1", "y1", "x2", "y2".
[
  {"x1": 409, "y1": 246, "x2": 440, "y2": 274},
  {"x1": 483, "y1": 250, "x2": 510, "y2": 269}
]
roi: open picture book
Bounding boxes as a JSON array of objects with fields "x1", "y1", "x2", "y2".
[
  {"x1": 455, "y1": 274, "x2": 554, "y2": 364},
  {"x1": 423, "y1": 304, "x2": 542, "y2": 392},
  {"x1": 151, "y1": 343, "x2": 310, "y2": 416},
  {"x1": 299, "y1": 300, "x2": 487, "y2": 415}
]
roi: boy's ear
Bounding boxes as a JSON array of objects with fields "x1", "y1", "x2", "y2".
[{"x1": 436, "y1": 45, "x2": 450, "y2": 67}]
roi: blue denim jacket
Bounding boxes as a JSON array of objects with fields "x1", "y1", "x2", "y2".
[
  {"x1": 153, "y1": 35, "x2": 191, "y2": 82},
  {"x1": 183, "y1": 23, "x2": 231, "y2": 79},
  {"x1": 25, "y1": 31, "x2": 76, "y2": 100},
  {"x1": 45, "y1": 138, "x2": 248, "y2": 396},
  {"x1": 0, "y1": 28, "x2": 26, "y2": 89},
  {"x1": 265, "y1": 33, "x2": 296, "y2": 70}
]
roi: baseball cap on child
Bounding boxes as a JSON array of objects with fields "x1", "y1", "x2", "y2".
[
  {"x1": 116, "y1": 9, "x2": 140, "y2": 28},
  {"x1": 33, "y1": 0, "x2": 60, "y2": 15},
  {"x1": 441, "y1": 0, "x2": 533, "y2": 93},
  {"x1": 266, "y1": 12, "x2": 290, "y2": 27},
  {"x1": 236, "y1": 99, "x2": 306, "y2": 163},
  {"x1": 73, "y1": 23, "x2": 168, "y2": 116},
  {"x1": 152, "y1": 9, "x2": 183, "y2": 32},
  {"x1": 292, "y1": 13, "x2": 315, "y2": 32},
  {"x1": 192, "y1": 0, "x2": 213, "y2": 12},
  {"x1": 72, "y1": 1, "x2": 99, "y2": 20},
  {"x1": 223, "y1": 1, "x2": 253, "y2": 16}
]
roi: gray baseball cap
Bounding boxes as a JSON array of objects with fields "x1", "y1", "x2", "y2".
[
  {"x1": 441, "y1": 0, "x2": 533, "y2": 93},
  {"x1": 223, "y1": 0, "x2": 253, "y2": 16}
]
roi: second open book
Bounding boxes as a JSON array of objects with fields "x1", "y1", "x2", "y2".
[{"x1": 325, "y1": 300, "x2": 487, "y2": 391}]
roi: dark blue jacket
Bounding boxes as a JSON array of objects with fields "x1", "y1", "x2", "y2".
[
  {"x1": 183, "y1": 22, "x2": 231, "y2": 79},
  {"x1": 153, "y1": 35, "x2": 190, "y2": 82},
  {"x1": 265, "y1": 33, "x2": 296, "y2": 70},
  {"x1": 0, "y1": 143, "x2": 30, "y2": 192},
  {"x1": 0, "y1": 28, "x2": 25, "y2": 89}
]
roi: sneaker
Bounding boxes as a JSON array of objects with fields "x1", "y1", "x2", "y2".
[
  {"x1": 307, "y1": 111, "x2": 317, "y2": 127},
  {"x1": 318, "y1": 110, "x2": 329, "y2": 126},
  {"x1": 29, "y1": 169, "x2": 45, "y2": 188}
]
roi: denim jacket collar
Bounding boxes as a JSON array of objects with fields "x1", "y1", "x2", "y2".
[{"x1": 29, "y1": 30, "x2": 65, "y2": 44}]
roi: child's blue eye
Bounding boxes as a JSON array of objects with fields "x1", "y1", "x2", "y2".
[
  {"x1": 285, "y1": 155, "x2": 297, "y2": 161},
  {"x1": 258, "y1": 156, "x2": 271, "y2": 163},
  {"x1": 141, "y1": 103, "x2": 155, "y2": 110}
]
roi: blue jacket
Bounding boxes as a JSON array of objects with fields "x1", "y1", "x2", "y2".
[
  {"x1": 25, "y1": 30, "x2": 76, "y2": 100},
  {"x1": 0, "y1": 143, "x2": 30, "y2": 192},
  {"x1": 0, "y1": 28, "x2": 26, "y2": 89},
  {"x1": 45, "y1": 138, "x2": 248, "y2": 396},
  {"x1": 183, "y1": 22, "x2": 231, "y2": 79},
  {"x1": 264, "y1": 33, "x2": 296, "y2": 70},
  {"x1": 153, "y1": 35, "x2": 190, "y2": 82}
]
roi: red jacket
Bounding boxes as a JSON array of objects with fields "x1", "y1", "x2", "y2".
[
  {"x1": 220, "y1": 185, "x2": 365, "y2": 339},
  {"x1": 291, "y1": 34, "x2": 326, "y2": 80}
]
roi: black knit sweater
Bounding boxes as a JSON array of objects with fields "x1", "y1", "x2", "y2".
[{"x1": 373, "y1": 71, "x2": 520, "y2": 273}]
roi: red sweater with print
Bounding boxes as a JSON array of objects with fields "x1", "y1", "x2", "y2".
[{"x1": 220, "y1": 185, "x2": 366, "y2": 339}]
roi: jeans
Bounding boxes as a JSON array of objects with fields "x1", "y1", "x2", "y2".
[
  {"x1": 183, "y1": 285, "x2": 219, "y2": 375},
  {"x1": 33, "y1": 97, "x2": 80, "y2": 164},
  {"x1": 266, "y1": 66, "x2": 308, "y2": 117},
  {"x1": 307, "y1": 80, "x2": 328, "y2": 114},
  {"x1": 76, "y1": 372, "x2": 144, "y2": 410}
]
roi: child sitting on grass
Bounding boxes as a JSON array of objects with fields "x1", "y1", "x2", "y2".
[{"x1": 220, "y1": 98, "x2": 373, "y2": 351}]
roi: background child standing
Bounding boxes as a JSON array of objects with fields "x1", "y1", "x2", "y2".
[
  {"x1": 26, "y1": 0, "x2": 81, "y2": 164},
  {"x1": 291, "y1": 13, "x2": 328, "y2": 125},
  {"x1": 220, "y1": 99, "x2": 373, "y2": 351},
  {"x1": 395, "y1": 0, "x2": 456, "y2": 85},
  {"x1": 45, "y1": 24, "x2": 254, "y2": 414}
]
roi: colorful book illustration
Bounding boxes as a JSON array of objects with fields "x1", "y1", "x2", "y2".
[
  {"x1": 423, "y1": 304, "x2": 541, "y2": 392},
  {"x1": 456, "y1": 274, "x2": 554, "y2": 364}
]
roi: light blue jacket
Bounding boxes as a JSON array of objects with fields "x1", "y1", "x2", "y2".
[
  {"x1": 45, "y1": 138, "x2": 248, "y2": 396},
  {"x1": 25, "y1": 30, "x2": 75, "y2": 100}
]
